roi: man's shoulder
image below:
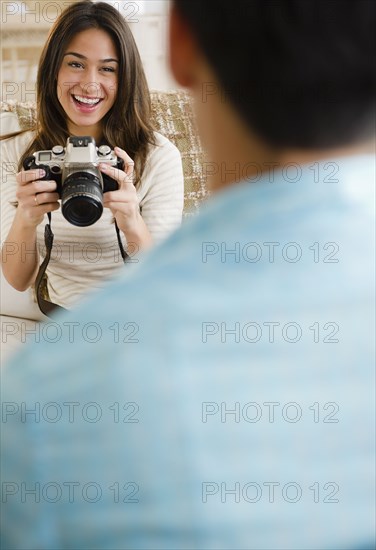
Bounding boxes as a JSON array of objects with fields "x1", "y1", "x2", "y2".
[{"x1": 109, "y1": 152, "x2": 375, "y2": 304}]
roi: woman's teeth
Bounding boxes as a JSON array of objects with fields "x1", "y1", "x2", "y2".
[{"x1": 73, "y1": 95, "x2": 101, "y2": 105}]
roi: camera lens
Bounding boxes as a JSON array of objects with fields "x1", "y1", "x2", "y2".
[{"x1": 61, "y1": 172, "x2": 103, "y2": 227}]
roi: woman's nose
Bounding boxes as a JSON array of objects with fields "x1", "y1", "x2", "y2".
[{"x1": 79, "y1": 69, "x2": 102, "y2": 97}]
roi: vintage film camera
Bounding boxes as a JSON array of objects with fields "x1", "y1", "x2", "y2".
[{"x1": 24, "y1": 136, "x2": 124, "y2": 226}]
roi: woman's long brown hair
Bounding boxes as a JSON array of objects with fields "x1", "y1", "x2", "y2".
[{"x1": 10, "y1": 0, "x2": 156, "y2": 185}]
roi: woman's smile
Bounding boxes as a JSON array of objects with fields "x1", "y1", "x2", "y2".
[{"x1": 72, "y1": 94, "x2": 104, "y2": 106}]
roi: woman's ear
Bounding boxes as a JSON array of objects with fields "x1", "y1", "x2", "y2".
[{"x1": 169, "y1": 4, "x2": 197, "y2": 88}]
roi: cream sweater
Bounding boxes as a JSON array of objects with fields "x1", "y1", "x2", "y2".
[{"x1": 1, "y1": 131, "x2": 184, "y2": 309}]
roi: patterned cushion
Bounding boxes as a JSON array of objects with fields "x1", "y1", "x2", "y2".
[{"x1": 0, "y1": 91, "x2": 209, "y2": 215}]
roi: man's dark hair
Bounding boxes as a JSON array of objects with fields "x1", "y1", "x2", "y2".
[{"x1": 174, "y1": 0, "x2": 375, "y2": 148}]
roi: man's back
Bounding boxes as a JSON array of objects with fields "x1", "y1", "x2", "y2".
[{"x1": 2, "y1": 154, "x2": 374, "y2": 549}]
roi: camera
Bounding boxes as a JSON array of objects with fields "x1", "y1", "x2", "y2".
[{"x1": 24, "y1": 136, "x2": 124, "y2": 227}]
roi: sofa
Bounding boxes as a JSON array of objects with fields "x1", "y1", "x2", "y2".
[{"x1": 0, "y1": 91, "x2": 208, "y2": 363}]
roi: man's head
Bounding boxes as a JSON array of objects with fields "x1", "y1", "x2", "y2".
[{"x1": 170, "y1": 1, "x2": 375, "y2": 151}]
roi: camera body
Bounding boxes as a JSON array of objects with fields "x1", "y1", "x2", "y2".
[{"x1": 24, "y1": 136, "x2": 124, "y2": 226}]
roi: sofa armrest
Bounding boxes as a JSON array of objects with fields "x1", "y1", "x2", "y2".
[
  {"x1": 0, "y1": 269, "x2": 46, "y2": 321},
  {"x1": 0, "y1": 111, "x2": 21, "y2": 136}
]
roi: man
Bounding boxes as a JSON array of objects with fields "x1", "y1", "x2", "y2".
[{"x1": 1, "y1": 1, "x2": 375, "y2": 548}]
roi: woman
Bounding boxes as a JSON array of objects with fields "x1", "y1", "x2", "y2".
[{"x1": 0, "y1": 0, "x2": 184, "y2": 313}]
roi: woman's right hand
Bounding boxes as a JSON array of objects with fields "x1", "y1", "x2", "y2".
[{"x1": 15, "y1": 168, "x2": 60, "y2": 228}]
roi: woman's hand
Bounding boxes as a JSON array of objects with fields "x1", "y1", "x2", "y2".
[
  {"x1": 100, "y1": 146, "x2": 153, "y2": 250},
  {"x1": 1, "y1": 169, "x2": 60, "y2": 291},
  {"x1": 15, "y1": 168, "x2": 60, "y2": 228}
]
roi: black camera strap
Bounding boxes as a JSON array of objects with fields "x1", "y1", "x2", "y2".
[
  {"x1": 114, "y1": 220, "x2": 129, "y2": 263},
  {"x1": 35, "y1": 214, "x2": 129, "y2": 317},
  {"x1": 34, "y1": 213, "x2": 66, "y2": 316}
]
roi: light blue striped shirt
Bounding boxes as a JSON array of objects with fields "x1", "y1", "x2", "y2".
[{"x1": 1, "y1": 154, "x2": 375, "y2": 549}]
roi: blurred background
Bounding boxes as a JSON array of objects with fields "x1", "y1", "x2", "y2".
[{"x1": 1, "y1": 0, "x2": 177, "y2": 102}]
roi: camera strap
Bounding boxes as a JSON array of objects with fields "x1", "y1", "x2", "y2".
[
  {"x1": 34, "y1": 213, "x2": 67, "y2": 317},
  {"x1": 35, "y1": 214, "x2": 129, "y2": 317},
  {"x1": 114, "y1": 220, "x2": 129, "y2": 262}
]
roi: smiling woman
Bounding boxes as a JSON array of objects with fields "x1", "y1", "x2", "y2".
[
  {"x1": 57, "y1": 29, "x2": 118, "y2": 142},
  {"x1": 0, "y1": 1, "x2": 184, "y2": 315}
]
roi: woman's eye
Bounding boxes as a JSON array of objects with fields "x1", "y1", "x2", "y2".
[
  {"x1": 68, "y1": 61, "x2": 84, "y2": 69},
  {"x1": 102, "y1": 66, "x2": 116, "y2": 73}
]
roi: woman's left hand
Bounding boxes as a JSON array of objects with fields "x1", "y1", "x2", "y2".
[{"x1": 99, "y1": 146, "x2": 153, "y2": 250}]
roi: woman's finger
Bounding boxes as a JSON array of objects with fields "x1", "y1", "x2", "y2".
[
  {"x1": 102, "y1": 189, "x2": 136, "y2": 204},
  {"x1": 99, "y1": 164, "x2": 133, "y2": 189},
  {"x1": 114, "y1": 146, "x2": 135, "y2": 175},
  {"x1": 99, "y1": 146, "x2": 135, "y2": 189},
  {"x1": 17, "y1": 169, "x2": 46, "y2": 185},
  {"x1": 32, "y1": 180, "x2": 58, "y2": 194},
  {"x1": 32, "y1": 192, "x2": 60, "y2": 206},
  {"x1": 16, "y1": 180, "x2": 57, "y2": 202},
  {"x1": 32, "y1": 202, "x2": 60, "y2": 214}
]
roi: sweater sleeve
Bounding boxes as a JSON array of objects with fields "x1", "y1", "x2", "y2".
[
  {"x1": 137, "y1": 133, "x2": 184, "y2": 243},
  {"x1": 0, "y1": 132, "x2": 35, "y2": 241}
]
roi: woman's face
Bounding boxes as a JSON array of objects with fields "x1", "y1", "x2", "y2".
[{"x1": 57, "y1": 28, "x2": 118, "y2": 140}]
